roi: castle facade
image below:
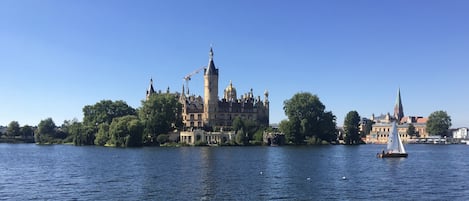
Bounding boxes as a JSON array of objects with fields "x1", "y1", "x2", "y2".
[{"x1": 179, "y1": 48, "x2": 269, "y2": 131}]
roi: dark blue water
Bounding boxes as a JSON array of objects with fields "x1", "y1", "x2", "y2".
[{"x1": 1, "y1": 144, "x2": 468, "y2": 200}]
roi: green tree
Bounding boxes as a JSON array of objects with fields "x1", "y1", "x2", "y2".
[
  {"x1": 282, "y1": 92, "x2": 336, "y2": 144},
  {"x1": 82, "y1": 100, "x2": 136, "y2": 145},
  {"x1": 83, "y1": 100, "x2": 136, "y2": 126},
  {"x1": 426, "y1": 110, "x2": 452, "y2": 137},
  {"x1": 344, "y1": 111, "x2": 361, "y2": 145},
  {"x1": 60, "y1": 119, "x2": 81, "y2": 143},
  {"x1": 232, "y1": 117, "x2": 260, "y2": 143},
  {"x1": 318, "y1": 111, "x2": 338, "y2": 143},
  {"x1": 20, "y1": 125, "x2": 34, "y2": 139},
  {"x1": 108, "y1": 115, "x2": 143, "y2": 147},
  {"x1": 139, "y1": 93, "x2": 182, "y2": 145},
  {"x1": 36, "y1": 118, "x2": 57, "y2": 143},
  {"x1": 279, "y1": 119, "x2": 301, "y2": 144},
  {"x1": 235, "y1": 128, "x2": 248, "y2": 145},
  {"x1": 7, "y1": 121, "x2": 21, "y2": 138},
  {"x1": 94, "y1": 123, "x2": 110, "y2": 146},
  {"x1": 406, "y1": 123, "x2": 418, "y2": 137}
]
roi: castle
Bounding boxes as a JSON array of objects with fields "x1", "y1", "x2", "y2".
[
  {"x1": 177, "y1": 47, "x2": 269, "y2": 131},
  {"x1": 146, "y1": 47, "x2": 270, "y2": 144}
]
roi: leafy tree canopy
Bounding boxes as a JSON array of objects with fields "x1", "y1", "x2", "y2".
[
  {"x1": 138, "y1": 93, "x2": 182, "y2": 144},
  {"x1": 83, "y1": 100, "x2": 136, "y2": 126},
  {"x1": 407, "y1": 123, "x2": 418, "y2": 137},
  {"x1": 20, "y1": 125, "x2": 34, "y2": 138},
  {"x1": 343, "y1": 111, "x2": 361, "y2": 145},
  {"x1": 426, "y1": 110, "x2": 452, "y2": 136},
  {"x1": 108, "y1": 115, "x2": 144, "y2": 147},
  {"x1": 7, "y1": 121, "x2": 20, "y2": 137},
  {"x1": 232, "y1": 117, "x2": 263, "y2": 145},
  {"x1": 36, "y1": 118, "x2": 57, "y2": 143},
  {"x1": 281, "y1": 92, "x2": 337, "y2": 144}
]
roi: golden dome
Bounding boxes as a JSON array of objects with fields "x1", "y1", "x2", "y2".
[{"x1": 224, "y1": 80, "x2": 237, "y2": 101}]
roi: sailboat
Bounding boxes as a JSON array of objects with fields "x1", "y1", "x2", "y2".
[{"x1": 377, "y1": 121, "x2": 408, "y2": 158}]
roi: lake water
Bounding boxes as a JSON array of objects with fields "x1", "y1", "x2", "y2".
[{"x1": 1, "y1": 144, "x2": 469, "y2": 200}]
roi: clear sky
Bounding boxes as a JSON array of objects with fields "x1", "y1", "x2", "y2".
[{"x1": 1, "y1": 0, "x2": 468, "y2": 128}]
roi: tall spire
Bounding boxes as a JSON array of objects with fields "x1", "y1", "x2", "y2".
[
  {"x1": 393, "y1": 88, "x2": 404, "y2": 122},
  {"x1": 205, "y1": 47, "x2": 218, "y2": 76}
]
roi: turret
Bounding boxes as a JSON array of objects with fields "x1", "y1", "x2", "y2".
[{"x1": 146, "y1": 78, "x2": 156, "y2": 101}]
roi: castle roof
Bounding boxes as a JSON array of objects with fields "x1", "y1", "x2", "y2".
[
  {"x1": 205, "y1": 47, "x2": 218, "y2": 76},
  {"x1": 146, "y1": 78, "x2": 155, "y2": 96}
]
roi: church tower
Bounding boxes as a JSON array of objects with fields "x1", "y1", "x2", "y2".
[
  {"x1": 146, "y1": 78, "x2": 156, "y2": 101},
  {"x1": 203, "y1": 47, "x2": 219, "y2": 128},
  {"x1": 393, "y1": 88, "x2": 404, "y2": 122}
]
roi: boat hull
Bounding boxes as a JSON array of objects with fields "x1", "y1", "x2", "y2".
[{"x1": 377, "y1": 153, "x2": 408, "y2": 158}]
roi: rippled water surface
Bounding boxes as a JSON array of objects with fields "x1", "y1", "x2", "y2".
[{"x1": 1, "y1": 144, "x2": 469, "y2": 200}]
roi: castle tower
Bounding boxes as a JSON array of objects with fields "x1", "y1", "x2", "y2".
[
  {"x1": 263, "y1": 89, "x2": 270, "y2": 125},
  {"x1": 146, "y1": 78, "x2": 156, "y2": 101},
  {"x1": 393, "y1": 88, "x2": 404, "y2": 122},
  {"x1": 203, "y1": 47, "x2": 219, "y2": 128}
]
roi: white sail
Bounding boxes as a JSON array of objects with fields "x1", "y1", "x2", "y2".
[
  {"x1": 397, "y1": 129, "x2": 406, "y2": 153},
  {"x1": 387, "y1": 121, "x2": 405, "y2": 153}
]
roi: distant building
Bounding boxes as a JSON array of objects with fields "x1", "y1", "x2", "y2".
[
  {"x1": 0, "y1": 126, "x2": 6, "y2": 135},
  {"x1": 365, "y1": 88, "x2": 428, "y2": 144},
  {"x1": 452, "y1": 127, "x2": 468, "y2": 139}
]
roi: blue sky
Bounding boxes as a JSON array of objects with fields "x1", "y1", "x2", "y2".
[{"x1": 1, "y1": 0, "x2": 468, "y2": 128}]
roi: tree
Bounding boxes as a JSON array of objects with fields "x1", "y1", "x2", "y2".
[
  {"x1": 7, "y1": 121, "x2": 20, "y2": 138},
  {"x1": 282, "y1": 92, "x2": 337, "y2": 144},
  {"x1": 231, "y1": 117, "x2": 260, "y2": 143},
  {"x1": 82, "y1": 100, "x2": 136, "y2": 145},
  {"x1": 83, "y1": 100, "x2": 136, "y2": 126},
  {"x1": 108, "y1": 115, "x2": 143, "y2": 147},
  {"x1": 36, "y1": 118, "x2": 57, "y2": 143},
  {"x1": 20, "y1": 125, "x2": 34, "y2": 139},
  {"x1": 235, "y1": 128, "x2": 248, "y2": 145},
  {"x1": 94, "y1": 123, "x2": 110, "y2": 146},
  {"x1": 426, "y1": 110, "x2": 452, "y2": 137},
  {"x1": 138, "y1": 93, "x2": 182, "y2": 145},
  {"x1": 344, "y1": 111, "x2": 361, "y2": 145},
  {"x1": 407, "y1": 123, "x2": 418, "y2": 137},
  {"x1": 318, "y1": 111, "x2": 338, "y2": 143},
  {"x1": 279, "y1": 119, "x2": 301, "y2": 144}
]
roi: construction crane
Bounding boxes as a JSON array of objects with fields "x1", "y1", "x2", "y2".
[{"x1": 183, "y1": 66, "x2": 205, "y2": 95}]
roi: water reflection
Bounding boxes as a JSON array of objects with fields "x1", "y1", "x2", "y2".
[{"x1": 199, "y1": 147, "x2": 215, "y2": 200}]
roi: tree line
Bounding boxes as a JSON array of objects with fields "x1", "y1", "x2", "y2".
[{"x1": 1, "y1": 91, "x2": 452, "y2": 146}]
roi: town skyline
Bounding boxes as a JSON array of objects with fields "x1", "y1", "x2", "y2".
[{"x1": 1, "y1": 1, "x2": 468, "y2": 127}]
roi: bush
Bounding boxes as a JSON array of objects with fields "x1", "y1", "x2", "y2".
[{"x1": 157, "y1": 134, "x2": 169, "y2": 145}]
